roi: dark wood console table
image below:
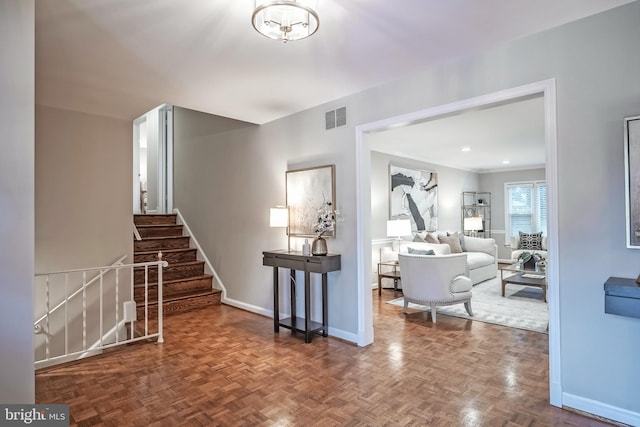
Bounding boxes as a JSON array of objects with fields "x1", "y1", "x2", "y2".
[{"x1": 263, "y1": 250, "x2": 341, "y2": 343}]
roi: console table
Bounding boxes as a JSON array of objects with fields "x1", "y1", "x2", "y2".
[{"x1": 263, "y1": 250, "x2": 341, "y2": 343}]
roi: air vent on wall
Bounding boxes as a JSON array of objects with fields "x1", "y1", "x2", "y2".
[{"x1": 325, "y1": 106, "x2": 347, "y2": 130}]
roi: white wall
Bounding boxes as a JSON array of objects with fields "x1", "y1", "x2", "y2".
[{"x1": 0, "y1": 0, "x2": 35, "y2": 403}]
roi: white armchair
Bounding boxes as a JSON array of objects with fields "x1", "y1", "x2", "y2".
[
  {"x1": 510, "y1": 234, "x2": 548, "y2": 262},
  {"x1": 397, "y1": 253, "x2": 473, "y2": 323}
]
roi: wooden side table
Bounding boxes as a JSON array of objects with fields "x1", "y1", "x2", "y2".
[
  {"x1": 263, "y1": 250, "x2": 341, "y2": 343},
  {"x1": 378, "y1": 261, "x2": 401, "y2": 296}
]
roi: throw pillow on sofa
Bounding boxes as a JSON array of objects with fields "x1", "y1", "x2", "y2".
[
  {"x1": 438, "y1": 234, "x2": 463, "y2": 253},
  {"x1": 519, "y1": 231, "x2": 543, "y2": 250},
  {"x1": 407, "y1": 247, "x2": 435, "y2": 255},
  {"x1": 425, "y1": 232, "x2": 439, "y2": 243},
  {"x1": 447, "y1": 231, "x2": 466, "y2": 252}
]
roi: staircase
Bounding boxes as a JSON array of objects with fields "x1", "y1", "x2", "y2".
[{"x1": 133, "y1": 214, "x2": 221, "y2": 317}]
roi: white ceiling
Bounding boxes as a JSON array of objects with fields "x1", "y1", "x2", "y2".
[
  {"x1": 35, "y1": 0, "x2": 635, "y2": 125},
  {"x1": 367, "y1": 96, "x2": 546, "y2": 173}
]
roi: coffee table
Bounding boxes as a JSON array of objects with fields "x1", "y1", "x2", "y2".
[{"x1": 500, "y1": 263, "x2": 547, "y2": 302}]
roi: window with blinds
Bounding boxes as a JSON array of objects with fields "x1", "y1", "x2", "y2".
[{"x1": 505, "y1": 181, "x2": 547, "y2": 238}]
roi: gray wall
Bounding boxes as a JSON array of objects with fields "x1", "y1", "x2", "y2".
[
  {"x1": 479, "y1": 168, "x2": 546, "y2": 260},
  {"x1": 370, "y1": 150, "x2": 479, "y2": 239},
  {"x1": 0, "y1": 0, "x2": 35, "y2": 403},
  {"x1": 35, "y1": 106, "x2": 133, "y2": 272}
]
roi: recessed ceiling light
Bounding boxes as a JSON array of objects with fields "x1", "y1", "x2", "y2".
[
  {"x1": 461, "y1": 147, "x2": 471, "y2": 152},
  {"x1": 502, "y1": 160, "x2": 510, "y2": 164}
]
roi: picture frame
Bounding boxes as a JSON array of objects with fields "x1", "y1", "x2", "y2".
[
  {"x1": 286, "y1": 164, "x2": 336, "y2": 238},
  {"x1": 624, "y1": 115, "x2": 640, "y2": 248},
  {"x1": 389, "y1": 164, "x2": 438, "y2": 232}
]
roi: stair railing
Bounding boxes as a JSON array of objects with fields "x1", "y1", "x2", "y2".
[
  {"x1": 33, "y1": 253, "x2": 168, "y2": 369},
  {"x1": 133, "y1": 222, "x2": 142, "y2": 241}
]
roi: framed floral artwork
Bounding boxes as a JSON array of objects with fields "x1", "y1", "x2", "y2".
[{"x1": 286, "y1": 164, "x2": 336, "y2": 238}]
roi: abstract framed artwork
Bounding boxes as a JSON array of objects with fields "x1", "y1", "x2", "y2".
[
  {"x1": 624, "y1": 115, "x2": 640, "y2": 248},
  {"x1": 286, "y1": 164, "x2": 336, "y2": 238},
  {"x1": 389, "y1": 164, "x2": 438, "y2": 232}
]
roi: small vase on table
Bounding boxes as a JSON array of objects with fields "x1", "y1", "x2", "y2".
[{"x1": 311, "y1": 236, "x2": 328, "y2": 256}]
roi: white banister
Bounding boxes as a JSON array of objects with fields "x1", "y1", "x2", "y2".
[
  {"x1": 157, "y1": 251, "x2": 164, "y2": 343},
  {"x1": 34, "y1": 255, "x2": 168, "y2": 369},
  {"x1": 133, "y1": 223, "x2": 142, "y2": 241},
  {"x1": 34, "y1": 254, "x2": 127, "y2": 327}
]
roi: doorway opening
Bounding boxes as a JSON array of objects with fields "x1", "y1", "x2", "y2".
[
  {"x1": 133, "y1": 104, "x2": 173, "y2": 214},
  {"x1": 354, "y1": 79, "x2": 561, "y2": 406}
]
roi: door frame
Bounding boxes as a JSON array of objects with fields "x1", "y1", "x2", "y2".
[
  {"x1": 354, "y1": 79, "x2": 561, "y2": 406},
  {"x1": 133, "y1": 104, "x2": 173, "y2": 214}
]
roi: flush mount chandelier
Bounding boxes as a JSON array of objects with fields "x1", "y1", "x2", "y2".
[{"x1": 252, "y1": 0, "x2": 319, "y2": 43}]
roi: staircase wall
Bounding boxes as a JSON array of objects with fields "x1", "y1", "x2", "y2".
[
  {"x1": 35, "y1": 106, "x2": 133, "y2": 272},
  {"x1": 35, "y1": 106, "x2": 134, "y2": 369}
]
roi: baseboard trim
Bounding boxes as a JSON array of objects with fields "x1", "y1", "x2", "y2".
[
  {"x1": 221, "y1": 297, "x2": 272, "y2": 318},
  {"x1": 563, "y1": 392, "x2": 639, "y2": 426},
  {"x1": 550, "y1": 380, "x2": 562, "y2": 407},
  {"x1": 221, "y1": 297, "x2": 358, "y2": 344}
]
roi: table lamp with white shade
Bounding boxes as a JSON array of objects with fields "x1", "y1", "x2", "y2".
[
  {"x1": 270, "y1": 206, "x2": 290, "y2": 251},
  {"x1": 387, "y1": 219, "x2": 412, "y2": 252},
  {"x1": 463, "y1": 216, "x2": 483, "y2": 237}
]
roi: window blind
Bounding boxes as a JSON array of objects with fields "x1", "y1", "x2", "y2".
[{"x1": 505, "y1": 181, "x2": 547, "y2": 239}]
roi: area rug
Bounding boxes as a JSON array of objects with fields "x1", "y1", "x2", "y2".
[{"x1": 386, "y1": 277, "x2": 548, "y2": 333}]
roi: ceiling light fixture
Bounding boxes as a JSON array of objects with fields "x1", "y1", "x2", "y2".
[
  {"x1": 252, "y1": 0, "x2": 319, "y2": 43},
  {"x1": 461, "y1": 147, "x2": 471, "y2": 152}
]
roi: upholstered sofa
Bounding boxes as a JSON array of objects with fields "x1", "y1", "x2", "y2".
[
  {"x1": 509, "y1": 233, "x2": 548, "y2": 263},
  {"x1": 379, "y1": 234, "x2": 498, "y2": 286}
]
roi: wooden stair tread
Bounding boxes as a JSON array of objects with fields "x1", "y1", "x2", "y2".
[
  {"x1": 136, "y1": 248, "x2": 193, "y2": 254},
  {"x1": 137, "y1": 289, "x2": 221, "y2": 306},
  {"x1": 134, "y1": 274, "x2": 212, "y2": 287},
  {"x1": 135, "y1": 247, "x2": 195, "y2": 256},
  {"x1": 135, "y1": 235, "x2": 187, "y2": 241},
  {"x1": 133, "y1": 215, "x2": 178, "y2": 226},
  {"x1": 135, "y1": 260, "x2": 204, "y2": 269}
]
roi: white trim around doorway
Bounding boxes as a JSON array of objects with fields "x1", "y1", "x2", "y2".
[{"x1": 354, "y1": 78, "x2": 561, "y2": 407}]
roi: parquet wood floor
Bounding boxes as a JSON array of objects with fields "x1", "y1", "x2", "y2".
[{"x1": 36, "y1": 290, "x2": 622, "y2": 426}]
